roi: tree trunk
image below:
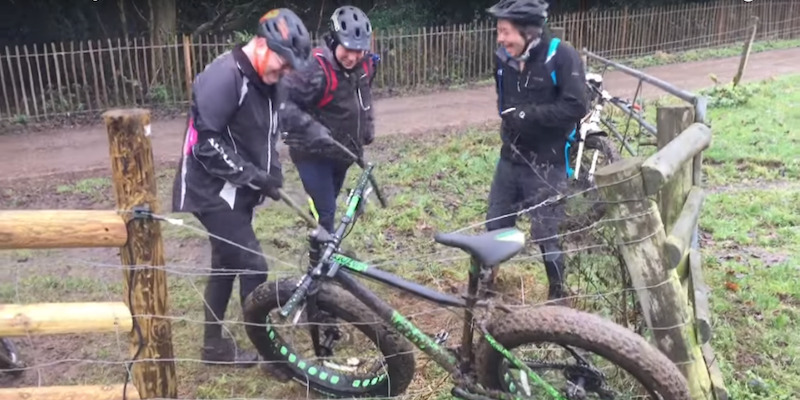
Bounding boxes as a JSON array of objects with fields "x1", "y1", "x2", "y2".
[
  {"x1": 118, "y1": 0, "x2": 129, "y2": 38},
  {"x1": 148, "y1": 0, "x2": 177, "y2": 93}
]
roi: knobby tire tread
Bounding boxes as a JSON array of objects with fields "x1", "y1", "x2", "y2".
[
  {"x1": 244, "y1": 278, "x2": 416, "y2": 398},
  {"x1": 475, "y1": 306, "x2": 691, "y2": 400}
]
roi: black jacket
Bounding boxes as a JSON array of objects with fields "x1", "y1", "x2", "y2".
[
  {"x1": 281, "y1": 46, "x2": 376, "y2": 163},
  {"x1": 494, "y1": 36, "x2": 588, "y2": 165},
  {"x1": 172, "y1": 45, "x2": 325, "y2": 213}
]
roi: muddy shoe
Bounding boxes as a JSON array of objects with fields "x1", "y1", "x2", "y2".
[
  {"x1": 259, "y1": 360, "x2": 293, "y2": 383},
  {"x1": 201, "y1": 337, "x2": 259, "y2": 368}
]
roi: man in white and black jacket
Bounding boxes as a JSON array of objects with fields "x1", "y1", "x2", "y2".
[{"x1": 171, "y1": 8, "x2": 329, "y2": 371}]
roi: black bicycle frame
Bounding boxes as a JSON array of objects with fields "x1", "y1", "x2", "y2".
[
  {"x1": 327, "y1": 251, "x2": 563, "y2": 399},
  {"x1": 279, "y1": 164, "x2": 565, "y2": 399}
]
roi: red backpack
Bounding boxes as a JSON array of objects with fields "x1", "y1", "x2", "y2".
[{"x1": 311, "y1": 48, "x2": 376, "y2": 108}]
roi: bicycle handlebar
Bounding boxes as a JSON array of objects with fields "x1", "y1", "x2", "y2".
[
  {"x1": 328, "y1": 139, "x2": 387, "y2": 208},
  {"x1": 277, "y1": 136, "x2": 387, "y2": 230}
]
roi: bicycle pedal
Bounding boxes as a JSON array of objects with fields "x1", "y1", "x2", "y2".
[{"x1": 433, "y1": 330, "x2": 449, "y2": 345}]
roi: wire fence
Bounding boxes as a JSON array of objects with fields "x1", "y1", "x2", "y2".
[
  {"x1": 0, "y1": 0, "x2": 799, "y2": 122},
  {"x1": 0, "y1": 149, "x2": 711, "y2": 398}
]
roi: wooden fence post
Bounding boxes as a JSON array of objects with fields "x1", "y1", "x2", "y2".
[
  {"x1": 656, "y1": 105, "x2": 695, "y2": 234},
  {"x1": 595, "y1": 157, "x2": 712, "y2": 400},
  {"x1": 733, "y1": 16, "x2": 758, "y2": 87},
  {"x1": 183, "y1": 35, "x2": 193, "y2": 100},
  {"x1": 103, "y1": 108, "x2": 178, "y2": 399}
]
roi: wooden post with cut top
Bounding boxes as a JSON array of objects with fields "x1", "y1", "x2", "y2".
[
  {"x1": 595, "y1": 157, "x2": 712, "y2": 400},
  {"x1": 103, "y1": 108, "x2": 178, "y2": 398},
  {"x1": 656, "y1": 105, "x2": 695, "y2": 234},
  {"x1": 733, "y1": 16, "x2": 758, "y2": 87}
]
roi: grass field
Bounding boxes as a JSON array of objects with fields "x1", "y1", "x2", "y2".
[
  {"x1": 0, "y1": 75, "x2": 798, "y2": 399},
  {"x1": 619, "y1": 38, "x2": 800, "y2": 70}
]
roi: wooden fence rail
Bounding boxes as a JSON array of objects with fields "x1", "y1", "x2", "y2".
[
  {"x1": 0, "y1": 0, "x2": 799, "y2": 122},
  {"x1": 590, "y1": 45, "x2": 729, "y2": 399},
  {"x1": 0, "y1": 109, "x2": 177, "y2": 398}
]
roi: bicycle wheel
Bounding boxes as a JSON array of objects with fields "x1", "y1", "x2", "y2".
[
  {"x1": 243, "y1": 278, "x2": 416, "y2": 398},
  {"x1": 564, "y1": 135, "x2": 621, "y2": 230},
  {"x1": 475, "y1": 306, "x2": 690, "y2": 400}
]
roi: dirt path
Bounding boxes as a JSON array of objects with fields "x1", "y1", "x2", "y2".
[{"x1": 2, "y1": 47, "x2": 799, "y2": 180}]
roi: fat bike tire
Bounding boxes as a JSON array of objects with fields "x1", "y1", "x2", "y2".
[
  {"x1": 244, "y1": 278, "x2": 416, "y2": 398},
  {"x1": 475, "y1": 306, "x2": 691, "y2": 400}
]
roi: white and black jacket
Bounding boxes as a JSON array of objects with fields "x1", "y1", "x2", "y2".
[{"x1": 171, "y1": 44, "x2": 324, "y2": 213}]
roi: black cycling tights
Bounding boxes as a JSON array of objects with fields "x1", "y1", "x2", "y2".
[{"x1": 195, "y1": 209, "x2": 268, "y2": 338}]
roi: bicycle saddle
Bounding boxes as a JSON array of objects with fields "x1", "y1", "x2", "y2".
[{"x1": 434, "y1": 228, "x2": 526, "y2": 268}]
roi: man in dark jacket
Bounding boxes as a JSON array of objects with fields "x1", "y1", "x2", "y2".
[
  {"x1": 171, "y1": 8, "x2": 329, "y2": 369},
  {"x1": 280, "y1": 5, "x2": 377, "y2": 234},
  {"x1": 486, "y1": 0, "x2": 589, "y2": 301}
]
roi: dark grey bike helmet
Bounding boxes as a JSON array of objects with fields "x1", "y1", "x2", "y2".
[
  {"x1": 487, "y1": 0, "x2": 549, "y2": 27},
  {"x1": 257, "y1": 8, "x2": 312, "y2": 69},
  {"x1": 330, "y1": 6, "x2": 373, "y2": 51}
]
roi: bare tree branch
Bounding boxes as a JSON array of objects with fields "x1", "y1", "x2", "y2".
[
  {"x1": 191, "y1": 0, "x2": 263, "y2": 35},
  {"x1": 192, "y1": 3, "x2": 235, "y2": 35}
]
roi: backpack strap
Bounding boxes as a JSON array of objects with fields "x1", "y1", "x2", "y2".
[
  {"x1": 545, "y1": 38, "x2": 560, "y2": 86},
  {"x1": 496, "y1": 65, "x2": 504, "y2": 116},
  {"x1": 363, "y1": 53, "x2": 380, "y2": 85},
  {"x1": 312, "y1": 48, "x2": 338, "y2": 108}
]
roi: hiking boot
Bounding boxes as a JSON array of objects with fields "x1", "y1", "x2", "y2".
[{"x1": 201, "y1": 336, "x2": 259, "y2": 368}]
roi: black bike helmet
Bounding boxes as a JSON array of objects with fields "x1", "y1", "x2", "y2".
[
  {"x1": 487, "y1": 0, "x2": 549, "y2": 27},
  {"x1": 257, "y1": 8, "x2": 312, "y2": 69},
  {"x1": 330, "y1": 6, "x2": 373, "y2": 51}
]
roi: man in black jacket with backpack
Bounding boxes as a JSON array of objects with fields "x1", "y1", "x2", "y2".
[
  {"x1": 172, "y1": 8, "x2": 329, "y2": 370},
  {"x1": 486, "y1": 0, "x2": 589, "y2": 302},
  {"x1": 280, "y1": 5, "x2": 378, "y2": 234}
]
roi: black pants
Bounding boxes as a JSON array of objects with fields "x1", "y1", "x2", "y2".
[
  {"x1": 195, "y1": 208, "x2": 268, "y2": 338},
  {"x1": 295, "y1": 158, "x2": 352, "y2": 233},
  {"x1": 485, "y1": 157, "x2": 566, "y2": 244}
]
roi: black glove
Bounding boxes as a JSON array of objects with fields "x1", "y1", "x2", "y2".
[
  {"x1": 284, "y1": 124, "x2": 333, "y2": 150},
  {"x1": 500, "y1": 106, "x2": 530, "y2": 131},
  {"x1": 252, "y1": 168, "x2": 283, "y2": 201}
]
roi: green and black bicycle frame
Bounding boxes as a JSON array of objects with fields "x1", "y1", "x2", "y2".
[{"x1": 278, "y1": 165, "x2": 565, "y2": 399}]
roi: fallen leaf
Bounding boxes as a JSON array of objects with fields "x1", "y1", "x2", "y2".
[{"x1": 725, "y1": 281, "x2": 740, "y2": 292}]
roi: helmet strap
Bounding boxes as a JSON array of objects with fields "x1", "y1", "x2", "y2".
[{"x1": 254, "y1": 42, "x2": 272, "y2": 78}]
